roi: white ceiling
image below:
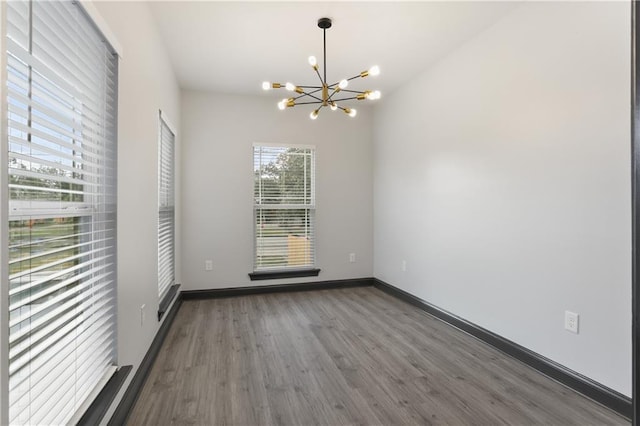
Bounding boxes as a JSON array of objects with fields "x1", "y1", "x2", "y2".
[{"x1": 148, "y1": 1, "x2": 518, "y2": 97}]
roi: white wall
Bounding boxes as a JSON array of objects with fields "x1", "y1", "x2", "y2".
[
  {"x1": 92, "y1": 0, "x2": 181, "y2": 404},
  {"x1": 373, "y1": 2, "x2": 631, "y2": 396},
  {"x1": 181, "y1": 91, "x2": 373, "y2": 290}
]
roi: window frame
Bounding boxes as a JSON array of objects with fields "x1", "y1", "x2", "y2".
[
  {"x1": 157, "y1": 110, "x2": 178, "y2": 318},
  {"x1": 3, "y1": 1, "x2": 120, "y2": 423},
  {"x1": 251, "y1": 143, "x2": 319, "y2": 279}
]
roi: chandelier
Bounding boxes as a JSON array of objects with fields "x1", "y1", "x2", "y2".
[{"x1": 262, "y1": 17, "x2": 381, "y2": 120}]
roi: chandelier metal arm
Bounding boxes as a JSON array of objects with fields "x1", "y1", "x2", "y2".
[
  {"x1": 328, "y1": 75, "x2": 363, "y2": 89},
  {"x1": 313, "y1": 67, "x2": 324, "y2": 86},
  {"x1": 294, "y1": 90, "x2": 322, "y2": 99},
  {"x1": 326, "y1": 88, "x2": 368, "y2": 102},
  {"x1": 294, "y1": 100, "x2": 324, "y2": 105},
  {"x1": 337, "y1": 89, "x2": 370, "y2": 95},
  {"x1": 298, "y1": 94, "x2": 324, "y2": 103},
  {"x1": 326, "y1": 87, "x2": 340, "y2": 103},
  {"x1": 295, "y1": 90, "x2": 324, "y2": 102},
  {"x1": 331, "y1": 96, "x2": 359, "y2": 102}
]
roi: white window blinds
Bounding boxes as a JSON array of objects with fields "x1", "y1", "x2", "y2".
[
  {"x1": 253, "y1": 144, "x2": 315, "y2": 270},
  {"x1": 6, "y1": 1, "x2": 118, "y2": 424},
  {"x1": 158, "y1": 113, "x2": 175, "y2": 300}
]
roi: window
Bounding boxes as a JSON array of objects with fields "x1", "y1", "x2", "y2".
[
  {"x1": 253, "y1": 144, "x2": 316, "y2": 272},
  {"x1": 158, "y1": 112, "x2": 175, "y2": 301},
  {"x1": 5, "y1": 1, "x2": 118, "y2": 424}
]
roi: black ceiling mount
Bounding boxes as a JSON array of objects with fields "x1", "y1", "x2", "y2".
[{"x1": 317, "y1": 17, "x2": 332, "y2": 29}]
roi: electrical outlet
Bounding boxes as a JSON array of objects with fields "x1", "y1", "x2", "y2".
[
  {"x1": 564, "y1": 311, "x2": 579, "y2": 334},
  {"x1": 140, "y1": 304, "x2": 146, "y2": 326},
  {"x1": 349, "y1": 253, "x2": 356, "y2": 263},
  {"x1": 205, "y1": 260, "x2": 213, "y2": 271},
  {"x1": 401, "y1": 260, "x2": 407, "y2": 272}
]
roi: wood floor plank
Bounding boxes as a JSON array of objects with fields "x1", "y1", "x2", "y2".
[{"x1": 127, "y1": 287, "x2": 629, "y2": 425}]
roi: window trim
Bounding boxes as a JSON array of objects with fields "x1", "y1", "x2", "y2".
[{"x1": 77, "y1": 0, "x2": 123, "y2": 58}]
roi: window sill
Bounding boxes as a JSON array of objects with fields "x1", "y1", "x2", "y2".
[
  {"x1": 249, "y1": 268, "x2": 321, "y2": 281},
  {"x1": 76, "y1": 365, "x2": 131, "y2": 426}
]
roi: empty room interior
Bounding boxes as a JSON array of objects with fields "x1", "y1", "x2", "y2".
[{"x1": 0, "y1": 0, "x2": 636, "y2": 425}]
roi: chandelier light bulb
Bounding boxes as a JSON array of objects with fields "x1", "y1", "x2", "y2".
[
  {"x1": 310, "y1": 109, "x2": 319, "y2": 120},
  {"x1": 370, "y1": 90, "x2": 381, "y2": 100},
  {"x1": 369, "y1": 65, "x2": 380, "y2": 76},
  {"x1": 262, "y1": 81, "x2": 271, "y2": 91},
  {"x1": 348, "y1": 108, "x2": 357, "y2": 117},
  {"x1": 308, "y1": 56, "x2": 317, "y2": 67},
  {"x1": 330, "y1": 102, "x2": 338, "y2": 111},
  {"x1": 339, "y1": 79, "x2": 349, "y2": 89},
  {"x1": 285, "y1": 82, "x2": 295, "y2": 91},
  {"x1": 278, "y1": 99, "x2": 287, "y2": 110}
]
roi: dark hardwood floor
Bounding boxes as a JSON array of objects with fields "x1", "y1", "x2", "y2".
[{"x1": 127, "y1": 286, "x2": 629, "y2": 425}]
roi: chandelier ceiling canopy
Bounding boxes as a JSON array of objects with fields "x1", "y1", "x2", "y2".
[{"x1": 262, "y1": 17, "x2": 381, "y2": 120}]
